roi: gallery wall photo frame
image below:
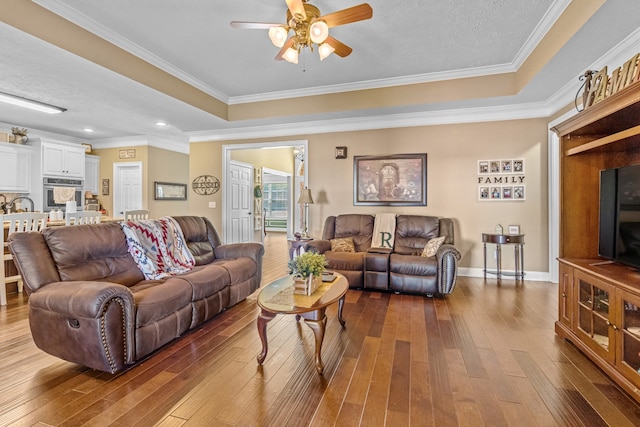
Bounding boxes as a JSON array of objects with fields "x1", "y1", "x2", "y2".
[
  {"x1": 478, "y1": 159, "x2": 525, "y2": 174},
  {"x1": 354, "y1": 153, "x2": 427, "y2": 206},
  {"x1": 479, "y1": 185, "x2": 526, "y2": 201},
  {"x1": 154, "y1": 182, "x2": 187, "y2": 201}
]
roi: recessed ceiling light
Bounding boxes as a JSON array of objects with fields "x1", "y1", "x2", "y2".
[
  {"x1": 83, "y1": 128, "x2": 94, "y2": 133},
  {"x1": 156, "y1": 121, "x2": 167, "y2": 126}
]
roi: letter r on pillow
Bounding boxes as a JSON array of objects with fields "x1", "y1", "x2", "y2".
[{"x1": 381, "y1": 232, "x2": 392, "y2": 248}]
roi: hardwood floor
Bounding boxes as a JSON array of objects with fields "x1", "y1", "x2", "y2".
[{"x1": 2, "y1": 233, "x2": 640, "y2": 426}]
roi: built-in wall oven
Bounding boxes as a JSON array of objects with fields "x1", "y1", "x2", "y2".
[{"x1": 43, "y1": 177, "x2": 84, "y2": 212}]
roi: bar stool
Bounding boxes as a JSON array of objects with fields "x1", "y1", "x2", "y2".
[{"x1": 1, "y1": 213, "x2": 48, "y2": 305}]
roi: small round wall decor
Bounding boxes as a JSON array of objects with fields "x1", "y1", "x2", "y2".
[{"x1": 192, "y1": 175, "x2": 220, "y2": 195}]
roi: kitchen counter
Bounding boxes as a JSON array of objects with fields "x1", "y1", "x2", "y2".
[{"x1": 4, "y1": 216, "x2": 123, "y2": 229}]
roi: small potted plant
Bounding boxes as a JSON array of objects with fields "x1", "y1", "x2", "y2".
[
  {"x1": 11, "y1": 127, "x2": 28, "y2": 144},
  {"x1": 288, "y1": 251, "x2": 327, "y2": 295}
]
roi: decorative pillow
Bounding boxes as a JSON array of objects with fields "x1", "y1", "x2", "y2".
[
  {"x1": 331, "y1": 237, "x2": 355, "y2": 252},
  {"x1": 422, "y1": 236, "x2": 446, "y2": 257}
]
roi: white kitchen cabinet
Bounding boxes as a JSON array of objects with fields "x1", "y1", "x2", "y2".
[
  {"x1": 42, "y1": 141, "x2": 84, "y2": 178},
  {"x1": 84, "y1": 154, "x2": 100, "y2": 195},
  {"x1": 0, "y1": 142, "x2": 31, "y2": 192}
]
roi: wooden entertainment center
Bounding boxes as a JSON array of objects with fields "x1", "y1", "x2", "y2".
[{"x1": 552, "y1": 79, "x2": 640, "y2": 401}]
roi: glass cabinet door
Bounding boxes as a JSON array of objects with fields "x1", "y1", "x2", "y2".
[
  {"x1": 558, "y1": 263, "x2": 573, "y2": 328},
  {"x1": 575, "y1": 270, "x2": 615, "y2": 363},
  {"x1": 618, "y1": 291, "x2": 640, "y2": 386}
]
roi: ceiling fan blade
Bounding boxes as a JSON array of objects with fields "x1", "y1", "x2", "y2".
[
  {"x1": 275, "y1": 37, "x2": 296, "y2": 60},
  {"x1": 320, "y1": 3, "x2": 373, "y2": 28},
  {"x1": 325, "y1": 36, "x2": 353, "y2": 58},
  {"x1": 230, "y1": 21, "x2": 282, "y2": 30},
  {"x1": 286, "y1": 0, "x2": 306, "y2": 20}
]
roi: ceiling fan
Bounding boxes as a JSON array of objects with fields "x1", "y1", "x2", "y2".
[{"x1": 230, "y1": 0, "x2": 373, "y2": 64}]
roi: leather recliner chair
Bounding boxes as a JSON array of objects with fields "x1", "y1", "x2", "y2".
[{"x1": 306, "y1": 214, "x2": 461, "y2": 297}]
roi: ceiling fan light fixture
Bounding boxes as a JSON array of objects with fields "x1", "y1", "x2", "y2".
[
  {"x1": 318, "y1": 43, "x2": 335, "y2": 60},
  {"x1": 283, "y1": 47, "x2": 299, "y2": 64},
  {"x1": 309, "y1": 20, "x2": 329, "y2": 44},
  {"x1": 268, "y1": 26, "x2": 288, "y2": 48}
]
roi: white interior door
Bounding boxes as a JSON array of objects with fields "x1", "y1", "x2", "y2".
[
  {"x1": 227, "y1": 161, "x2": 252, "y2": 243},
  {"x1": 113, "y1": 162, "x2": 142, "y2": 217}
]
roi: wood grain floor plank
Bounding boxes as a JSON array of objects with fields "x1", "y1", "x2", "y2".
[
  {"x1": 344, "y1": 336, "x2": 380, "y2": 406},
  {"x1": 360, "y1": 294, "x2": 398, "y2": 426},
  {"x1": 387, "y1": 340, "x2": 411, "y2": 413},
  {"x1": 309, "y1": 357, "x2": 358, "y2": 426},
  {"x1": 3, "y1": 234, "x2": 640, "y2": 425}
]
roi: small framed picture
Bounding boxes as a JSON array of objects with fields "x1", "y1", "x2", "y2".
[
  {"x1": 479, "y1": 186, "x2": 490, "y2": 200},
  {"x1": 514, "y1": 185, "x2": 525, "y2": 200},
  {"x1": 502, "y1": 186, "x2": 513, "y2": 199},
  {"x1": 501, "y1": 160, "x2": 512, "y2": 173},
  {"x1": 513, "y1": 159, "x2": 524, "y2": 173},
  {"x1": 490, "y1": 161, "x2": 500, "y2": 173},
  {"x1": 101, "y1": 178, "x2": 110, "y2": 196},
  {"x1": 490, "y1": 187, "x2": 501, "y2": 199},
  {"x1": 335, "y1": 146, "x2": 347, "y2": 159},
  {"x1": 478, "y1": 161, "x2": 489, "y2": 174},
  {"x1": 508, "y1": 225, "x2": 521, "y2": 235}
]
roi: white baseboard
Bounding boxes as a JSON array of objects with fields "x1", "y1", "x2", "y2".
[{"x1": 458, "y1": 267, "x2": 551, "y2": 282}]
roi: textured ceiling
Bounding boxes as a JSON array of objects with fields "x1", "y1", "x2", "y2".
[{"x1": 0, "y1": 0, "x2": 638, "y2": 144}]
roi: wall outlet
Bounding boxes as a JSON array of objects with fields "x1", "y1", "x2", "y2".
[{"x1": 208, "y1": 201, "x2": 216, "y2": 208}]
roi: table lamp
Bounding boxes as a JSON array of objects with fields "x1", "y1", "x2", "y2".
[{"x1": 297, "y1": 187, "x2": 314, "y2": 238}]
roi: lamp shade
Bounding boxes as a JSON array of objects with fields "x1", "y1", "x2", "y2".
[
  {"x1": 309, "y1": 20, "x2": 329, "y2": 44},
  {"x1": 283, "y1": 47, "x2": 299, "y2": 64},
  {"x1": 268, "y1": 26, "x2": 288, "y2": 48},
  {"x1": 297, "y1": 188, "x2": 314, "y2": 204},
  {"x1": 318, "y1": 43, "x2": 335, "y2": 61}
]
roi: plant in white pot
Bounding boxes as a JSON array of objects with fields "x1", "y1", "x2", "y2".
[{"x1": 288, "y1": 251, "x2": 327, "y2": 295}]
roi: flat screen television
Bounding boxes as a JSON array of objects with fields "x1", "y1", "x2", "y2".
[{"x1": 599, "y1": 164, "x2": 640, "y2": 269}]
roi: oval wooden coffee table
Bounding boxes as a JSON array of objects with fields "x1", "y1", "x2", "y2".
[{"x1": 256, "y1": 273, "x2": 348, "y2": 374}]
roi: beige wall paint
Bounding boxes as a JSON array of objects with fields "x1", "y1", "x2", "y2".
[
  {"x1": 147, "y1": 146, "x2": 190, "y2": 217},
  {"x1": 93, "y1": 145, "x2": 189, "y2": 218},
  {"x1": 189, "y1": 118, "x2": 549, "y2": 272},
  {"x1": 231, "y1": 147, "x2": 295, "y2": 172}
]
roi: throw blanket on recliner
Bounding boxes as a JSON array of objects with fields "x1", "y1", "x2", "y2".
[
  {"x1": 121, "y1": 216, "x2": 195, "y2": 280},
  {"x1": 371, "y1": 213, "x2": 396, "y2": 249}
]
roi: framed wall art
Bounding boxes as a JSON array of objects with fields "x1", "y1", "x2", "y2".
[
  {"x1": 354, "y1": 153, "x2": 427, "y2": 206},
  {"x1": 154, "y1": 182, "x2": 187, "y2": 201}
]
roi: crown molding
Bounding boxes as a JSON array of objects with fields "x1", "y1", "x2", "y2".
[
  {"x1": 188, "y1": 101, "x2": 552, "y2": 143},
  {"x1": 90, "y1": 135, "x2": 190, "y2": 154},
  {"x1": 510, "y1": 0, "x2": 571, "y2": 70}
]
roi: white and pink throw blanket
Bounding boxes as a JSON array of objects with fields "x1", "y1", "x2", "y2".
[{"x1": 121, "y1": 217, "x2": 195, "y2": 280}]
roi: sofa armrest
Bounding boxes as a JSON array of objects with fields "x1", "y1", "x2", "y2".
[
  {"x1": 28, "y1": 281, "x2": 136, "y2": 373},
  {"x1": 214, "y1": 242, "x2": 264, "y2": 262},
  {"x1": 305, "y1": 239, "x2": 331, "y2": 254},
  {"x1": 436, "y1": 244, "x2": 462, "y2": 294}
]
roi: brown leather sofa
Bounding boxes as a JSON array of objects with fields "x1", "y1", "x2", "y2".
[
  {"x1": 306, "y1": 214, "x2": 460, "y2": 296},
  {"x1": 8, "y1": 216, "x2": 263, "y2": 373}
]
